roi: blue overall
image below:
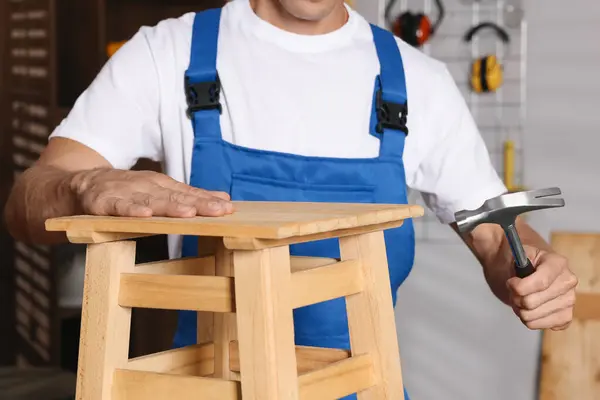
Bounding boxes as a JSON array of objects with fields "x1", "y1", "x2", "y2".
[{"x1": 174, "y1": 8, "x2": 415, "y2": 399}]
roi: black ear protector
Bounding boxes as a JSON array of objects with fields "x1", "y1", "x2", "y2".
[
  {"x1": 464, "y1": 22, "x2": 511, "y2": 93},
  {"x1": 385, "y1": 0, "x2": 445, "y2": 48}
]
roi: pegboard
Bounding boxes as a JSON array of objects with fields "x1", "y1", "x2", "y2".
[{"x1": 385, "y1": 0, "x2": 527, "y2": 242}]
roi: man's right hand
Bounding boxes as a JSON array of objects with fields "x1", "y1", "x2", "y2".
[{"x1": 71, "y1": 168, "x2": 234, "y2": 218}]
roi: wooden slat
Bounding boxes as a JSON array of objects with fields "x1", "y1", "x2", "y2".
[
  {"x1": 233, "y1": 246, "x2": 299, "y2": 400},
  {"x1": 224, "y1": 220, "x2": 407, "y2": 250},
  {"x1": 539, "y1": 233, "x2": 600, "y2": 400},
  {"x1": 122, "y1": 258, "x2": 362, "y2": 312},
  {"x1": 298, "y1": 354, "x2": 376, "y2": 400},
  {"x1": 126, "y1": 343, "x2": 214, "y2": 377},
  {"x1": 46, "y1": 202, "x2": 424, "y2": 242},
  {"x1": 341, "y1": 232, "x2": 405, "y2": 399},
  {"x1": 196, "y1": 237, "x2": 218, "y2": 345},
  {"x1": 291, "y1": 260, "x2": 364, "y2": 309},
  {"x1": 118, "y1": 274, "x2": 234, "y2": 312},
  {"x1": 573, "y1": 293, "x2": 600, "y2": 321},
  {"x1": 112, "y1": 370, "x2": 240, "y2": 400},
  {"x1": 66, "y1": 231, "x2": 153, "y2": 244},
  {"x1": 76, "y1": 242, "x2": 136, "y2": 400},
  {"x1": 229, "y1": 341, "x2": 350, "y2": 374},
  {"x1": 213, "y1": 243, "x2": 239, "y2": 381},
  {"x1": 134, "y1": 256, "x2": 215, "y2": 275},
  {"x1": 290, "y1": 256, "x2": 338, "y2": 272}
]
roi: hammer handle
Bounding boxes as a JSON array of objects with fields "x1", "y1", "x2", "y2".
[{"x1": 515, "y1": 259, "x2": 535, "y2": 278}]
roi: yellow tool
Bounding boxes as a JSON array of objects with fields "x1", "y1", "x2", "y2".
[
  {"x1": 503, "y1": 140, "x2": 525, "y2": 192},
  {"x1": 106, "y1": 41, "x2": 127, "y2": 58}
]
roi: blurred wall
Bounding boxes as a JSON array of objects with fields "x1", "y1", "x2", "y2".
[{"x1": 524, "y1": 0, "x2": 600, "y2": 238}]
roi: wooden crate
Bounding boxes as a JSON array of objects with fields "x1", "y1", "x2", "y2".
[{"x1": 539, "y1": 233, "x2": 600, "y2": 399}]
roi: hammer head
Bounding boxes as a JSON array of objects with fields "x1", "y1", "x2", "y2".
[{"x1": 454, "y1": 187, "x2": 565, "y2": 233}]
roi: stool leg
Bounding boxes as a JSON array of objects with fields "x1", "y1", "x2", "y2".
[
  {"x1": 233, "y1": 246, "x2": 299, "y2": 400},
  {"x1": 75, "y1": 241, "x2": 136, "y2": 400},
  {"x1": 340, "y1": 232, "x2": 405, "y2": 400},
  {"x1": 195, "y1": 238, "x2": 238, "y2": 379},
  {"x1": 213, "y1": 242, "x2": 239, "y2": 380},
  {"x1": 196, "y1": 237, "x2": 218, "y2": 345}
]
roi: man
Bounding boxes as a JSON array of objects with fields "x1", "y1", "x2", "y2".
[{"x1": 5, "y1": 0, "x2": 576, "y2": 397}]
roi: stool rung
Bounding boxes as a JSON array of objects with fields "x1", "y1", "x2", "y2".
[
  {"x1": 229, "y1": 341, "x2": 351, "y2": 374},
  {"x1": 119, "y1": 259, "x2": 362, "y2": 312},
  {"x1": 118, "y1": 274, "x2": 234, "y2": 312},
  {"x1": 127, "y1": 343, "x2": 214, "y2": 377},
  {"x1": 115, "y1": 353, "x2": 374, "y2": 400},
  {"x1": 298, "y1": 354, "x2": 376, "y2": 400},
  {"x1": 134, "y1": 256, "x2": 215, "y2": 275},
  {"x1": 134, "y1": 255, "x2": 332, "y2": 275},
  {"x1": 291, "y1": 259, "x2": 364, "y2": 309},
  {"x1": 112, "y1": 369, "x2": 240, "y2": 400}
]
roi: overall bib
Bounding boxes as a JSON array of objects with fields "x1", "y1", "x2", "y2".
[{"x1": 174, "y1": 8, "x2": 415, "y2": 399}]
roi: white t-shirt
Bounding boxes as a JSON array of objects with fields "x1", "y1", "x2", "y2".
[{"x1": 50, "y1": 0, "x2": 506, "y2": 255}]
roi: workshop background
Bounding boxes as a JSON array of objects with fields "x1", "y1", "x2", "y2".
[{"x1": 0, "y1": 0, "x2": 598, "y2": 399}]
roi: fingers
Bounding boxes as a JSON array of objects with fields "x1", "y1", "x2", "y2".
[
  {"x1": 130, "y1": 190, "x2": 232, "y2": 217},
  {"x1": 507, "y1": 264, "x2": 561, "y2": 297},
  {"x1": 509, "y1": 271, "x2": 577, "y2": 310},
  {"x1": 158, "y1": 175, "x2": 232, "y2": 202},
  {"x1": 514, "y1": 290, "x2": 576, "y2": 326},
  {"x1": 136, "y1": 193, "x2": 198, "y2": 218},
  {"x1": 97, "y1": 197, "x2": 153, "y2": 217},
  {"x1": 516, "y1": 304, "x2": 574, "y2": 331},
  {"x1": 163, "y1": 190, "x2": 234, "y2": 215}
]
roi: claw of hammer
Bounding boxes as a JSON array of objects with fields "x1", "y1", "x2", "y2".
[{"x1": 454, "y1": 187, "x2": 565, "y2": 278}]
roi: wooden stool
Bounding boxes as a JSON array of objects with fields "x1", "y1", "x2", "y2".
[{"x1": 46, "y1": 202, "x2": 423, "y2": 400}]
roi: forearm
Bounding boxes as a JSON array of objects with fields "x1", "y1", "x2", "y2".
[
  {"x1": 4, "y1": 165, "x2": 80, "y2": 244},
  {"x1": 458, "y1": 218, "x2": 552, "y2": 305}
]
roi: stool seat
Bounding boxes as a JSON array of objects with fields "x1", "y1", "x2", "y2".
[{"x1": 46, "y1": 201, "x2": 423, "y2": 400}]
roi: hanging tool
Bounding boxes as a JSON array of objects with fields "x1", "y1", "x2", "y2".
[
  {"x1": 454, "y1": 188, "x2": 565, "y2": 278},
  {"x1": 503, "y1": 140, "x2": 524, "y2": 192},
  {"x1": 385, "y1": 0, "x2": 445, "y2": 48},
  {"x1": 464, "y1": 22, "x2": 510, "y2": 93},
  {"x1": 106, "y1": 41, "x2": 127, "y2": 58}
]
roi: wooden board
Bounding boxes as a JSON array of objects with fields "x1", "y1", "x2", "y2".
[
  {"x1": 539, "y1": 232, "x2": 600, "y2": 400},
  {"x1": 45, "y1": 202, "x2": 423, "y2": 240}
]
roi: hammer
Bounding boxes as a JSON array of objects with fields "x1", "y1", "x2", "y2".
[{"x1": 454, "y1": 187, "x2": 565, "y2": 278}]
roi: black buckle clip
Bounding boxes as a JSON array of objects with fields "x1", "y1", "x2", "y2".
[
  {"x1": 375, "y1": 89, "x2": 408, "y2": 135},
  {"x1": 185, "y1": 75, "x2": 222, "y2": 116}
]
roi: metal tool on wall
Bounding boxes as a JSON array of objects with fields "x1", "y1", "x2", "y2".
[
  {"x1": 503, "y1": 139, "x2": 525, "y2": 192},
  {"x1": 454, "y1": 188, "x2": 565, "y2": 278},
  {"x1": 385, "y1": 0, "x2": 445, "y2": 47}
]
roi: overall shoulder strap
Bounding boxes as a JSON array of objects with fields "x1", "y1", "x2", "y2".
[
  {"x1": 185, "y1": 8, "x2": 223, "y2": 139},
  {"x1": 369, "y1": 24, "x2": 409, "y2": 159}
]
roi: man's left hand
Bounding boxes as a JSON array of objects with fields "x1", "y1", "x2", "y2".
[{"x1": 507, "y1": 246, "x2": 578, "y2": 331}]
